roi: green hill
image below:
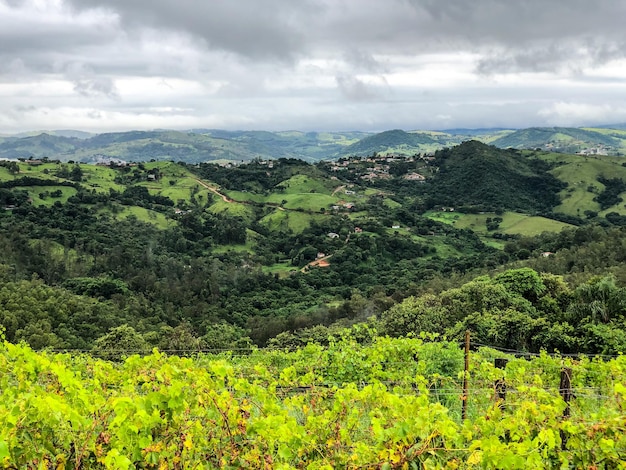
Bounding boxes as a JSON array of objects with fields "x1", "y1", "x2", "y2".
[
  {"x1": 0, "y1": 134, "x2": 79, "y2": 159},
  {"x1": 491, "y1": 127, "x2": 620, "y2": 153},
  {"x1": 6, "y1": 126, "x2": 626, "y2": 163},
  {"x1": 337, "y1": 129, "x2": 438, "y2": 156},
  {"x1": 0, "y1": 130, "x2": 371, "y2": 163},
  {"x1": 425, "y1": 141, "x2": 565, "y2": 212},
  {"x1": 6, "y1": 143, "x2": 626, "y2": 356}
]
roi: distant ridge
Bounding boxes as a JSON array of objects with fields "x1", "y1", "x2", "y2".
[
  {"x1": 336, "y1": 129, "x2": 437, "y2": 156},
  {"x1": 439, "y1": 128, "x2": 513, "y2": 136},
  {"x1": 491, "y1": 127, "x2": 619, "y2": 152},
  {"x1": 1, "y1": 125, "x2": 626, "y2": 162}
]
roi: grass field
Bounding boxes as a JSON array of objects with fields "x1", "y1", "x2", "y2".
[
  {"x1": 262, "y1": 262, "x2": 299, "y2": 277},
  {"x1": 223, "y1": 191, "x2": 267, "y2": 204},
  {"x1": 77, "y1": 166, "x2": 125, "y2": 193},
  {"x1": 383, "y1": 198, "x2": 402, "y2": 209},
  {"x1": 259, "y1": 209, "x2": 324, "y2": 233},
  {"x1": 0, "y1": 167, "x2": 12, "y2": 180},
  {"x1": 277, "y1": 175, "x2": 334, "y2": 195},
  {"x1": 540, "y1": 153, "x2": 626, "y2": 215},
  {"x1": 105, "y1": 206, "x2": 171, "y2": 229},
  {"x1": 425, "y1": 211, "x2": 573, "y2": 236},
  {"x1": 208, "y1": 200, "x2": 256, "y2": 221},
  {"x1": 26, "y1": 186, "x2": 78, "y2": 206},
  {"x1": 212, "y1": 239, "x2": 256, "y2": 255},
  {"x1": 265, "y1": 193, "x2": 338, "y2": 211}
]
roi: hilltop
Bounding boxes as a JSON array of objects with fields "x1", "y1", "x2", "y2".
[
  {"x1": 491, "y1": 126, "x2": 624, "y2": 154},
  {"x1": 0, "y1": 130, "x2": 369, "y2": 163},
  {"x1": 4, "y1": 125, "x2": 626, "y2": 163},
  {"x1": 424, "y1": 141, "x2": 566, "y2": 212}
]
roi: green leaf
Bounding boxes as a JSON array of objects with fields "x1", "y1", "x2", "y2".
[{"x1": 0, "y1": 441, "x2": 9, "y2": 460}]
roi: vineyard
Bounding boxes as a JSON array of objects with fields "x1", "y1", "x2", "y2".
[{"x1": 1, "y1": 335, "x2": 626, "y2": 469}]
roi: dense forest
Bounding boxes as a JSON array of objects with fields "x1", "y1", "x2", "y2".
[{"x1": 2, "y1": 142, "x2": 626, "y2": 355}]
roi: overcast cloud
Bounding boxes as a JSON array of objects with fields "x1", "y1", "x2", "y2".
[{"x1": 1, "y1": 0, "x2": 626, "y2": 133}]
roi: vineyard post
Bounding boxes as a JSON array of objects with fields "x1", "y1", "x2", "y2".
[
  {"x1": 560, "y1": 367, "x2": 573, "y2": 450},
  {"x1": 494, "y1": 358, "x2": 508, "y2": 410},
  {"x1": 462, "y1": 330, "x2": 470, "y2": 421},
  {"x1": 560, "y1": 367, "x2": 572, "y2": 418}
]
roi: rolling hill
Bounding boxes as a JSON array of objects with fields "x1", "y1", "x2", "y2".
[
  {"x1": 335, "y1": 129, "x2": 439, "y2": 156},
  {"x1": 491, "y1": 127, "x2": 622, "y2": 153},
  {"x1": 425, "y1": 141, "x2": 566, "y2": 212},
  {"x1": 0, "y1": 130, "x2": 372, "y2": 163},
  {"x1": 3, "y1": 125, "x2": 626, "y2": 166}
]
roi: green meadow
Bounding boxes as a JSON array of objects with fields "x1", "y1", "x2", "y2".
[
  {"x1": 28, "y1": 186, "x2": 78, "y2": 206},
  {"x1": 110, "y1": 206, "x2": 171, "y2": 229},
  {"x1": 208, "y1": 200, "x2": 256, "y2": 221},
  {"x1": 259, "y1": 209, "x2": 324, "y2": 233},
  {"x1": 277, "y1": 175, "x2": 334, "y2": 195},
  {"x1": 540, "y1": 153, "x2": 626, "y2": 215},
  {"x1": 425, "y1": 211, "x2": 573, "y2": 237}
]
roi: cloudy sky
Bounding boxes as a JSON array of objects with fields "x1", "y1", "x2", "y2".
[{"x1": 2, "y1": 0, "x2": 626, "y2": 133}]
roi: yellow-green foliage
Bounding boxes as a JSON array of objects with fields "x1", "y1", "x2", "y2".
[{"x1": 1, "y1": 340, "x2": 626, "y2": 468}]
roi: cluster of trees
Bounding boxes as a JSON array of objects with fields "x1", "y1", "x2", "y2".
[
  {"x1": 4, "y1": 147, "x2": 626, "y2": 355},
  {"x1": 422, "y1": 142, "x2": 565, "y2": 213},
  {"x1": 594, "y1": 176, "x2": 626, "y2": 210},
  {"x1": 194, "y1": 158, "x2": 318, "y2": 192},
  {"x1": 270, "y1": 267, "x2": 626, "y2": 355}
]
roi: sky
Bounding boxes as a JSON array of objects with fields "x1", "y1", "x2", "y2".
[{"x1": 2, "y1": 0, "x2": 626, "y2": 133}]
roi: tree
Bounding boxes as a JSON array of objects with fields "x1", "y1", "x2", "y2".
[
  {"x1": 568, "y1": 276, "x2": 626, "y2": 324},
  {"x1": 70, "y1": 165, "x2": 83, "y2": 182},
  {"x1": 202, "y1": 322, "x2": 253, "y2": 350},
  {"x1": 158, "y1": 321, "x2": 205, "y2": 352},
  {"x1": 381, "y1": 294, "x2": 449, "y2": 337},
  {"x1": 6, "y1": 162, "x2": 19, "y2": 176},
  {"x1": 92, "y1": 325, "x2": 150, "y2": 361}
]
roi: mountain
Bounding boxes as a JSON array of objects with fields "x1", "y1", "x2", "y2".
[
  {"x1": 0, "y1": 133, "x2": 79, "y2": 159},
  {"x1": 425, "y1": 140, "x2": 565, "y2": 212},
  {"x1": 0, "y1": 130, "x2": 372, "y2": 163},
  {"x1": 2, "y1": 126, "x2": 626, "y2": 163},
  {"x1": 491, "y1": 127, "x2": 620, "y2": 153},
  {"x1": 5, "y1": 141, "x2": 626, "y2": 353},
  {"x1": 440, "y1": 127, "x2": 513, "y2": 136},
  {"x1": 336, "y1": 129, "x2": 439, "y2": 156}
]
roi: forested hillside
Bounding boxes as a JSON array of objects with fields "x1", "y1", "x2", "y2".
[
  {"x1": 424, "y1": 141, "x2": 565, "y2": 212},
  {"x1": 2, "y1": 143, "x2": 626, "y2": 354}
]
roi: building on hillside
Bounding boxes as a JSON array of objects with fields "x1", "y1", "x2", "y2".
[{"x1": 404, "y1": 172, "x2": 426, "y2": 181}]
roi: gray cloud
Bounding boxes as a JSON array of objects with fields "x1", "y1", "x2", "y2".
[
  {"x1": 2, "y1": 0, "x2": 626, "y2": 132},
  {"x1": 64, "y1": 0, "x2": 316, "y2": 61},
  {"x1": 343, "y1": 49, "x2": 387, "y2": 74},
  {"x1": 335, "y1": 75, "x2": 379, "y2": 102},
  {"x1": 72, "y1": 77, "x2": 119, "y2": 99}
]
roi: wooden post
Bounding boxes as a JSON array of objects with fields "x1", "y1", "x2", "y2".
[
  {"x1": 560, "y1": 367, "x2": 573, "y2": 450},
  {"x1": 494, "y1": 358, "x2": 508, "y2": 410},
  {"x1": 461, "y1": 330, "x2": 470, "y2": 421},
  {"x1": 560, "y1": 367, "x2": 572, "y2": 418}
]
